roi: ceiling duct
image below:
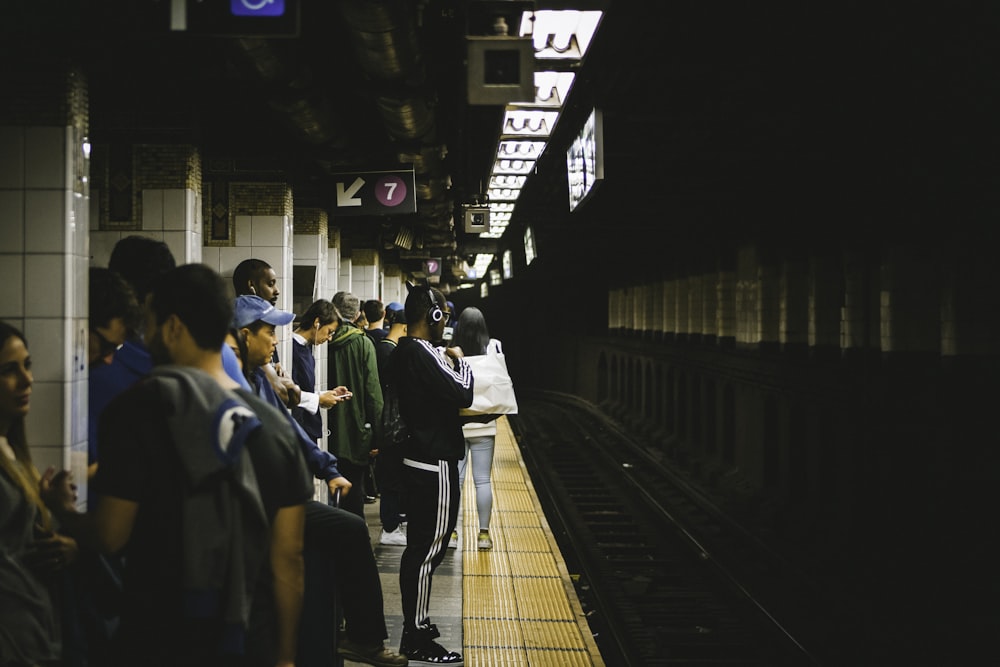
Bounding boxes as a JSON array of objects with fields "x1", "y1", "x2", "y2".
[
  {"x1": 338, "y1": 0, "x2": 457, "y2": 253},
  {"x1": 227, "y1": 38, "x2": 341, "y2": 147},
  {"x1": 223, "y1": 1, "x2": 459, "y2": 269}
]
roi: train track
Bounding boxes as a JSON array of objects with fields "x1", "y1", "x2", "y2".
[{"x1": 508, "y1": 389, "x2": 887, "y2": 667}]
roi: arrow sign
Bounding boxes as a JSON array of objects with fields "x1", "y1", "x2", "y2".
[
  {"x1": 332, "y1": 169, "x2": 416, "y2": 217},
  {"x1": 336, "y1": 177, "x2": 364, "y2": 207}
]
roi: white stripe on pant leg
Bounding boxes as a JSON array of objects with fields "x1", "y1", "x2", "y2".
[{"x1": 414, "y1": 460, "x2": 451, "y2": 629}]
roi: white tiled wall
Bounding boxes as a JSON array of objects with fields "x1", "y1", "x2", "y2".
[
  {"x1": 382, "y1": 264, "x2": 405, "y2": 306},
  {"x1": 223, "y1": 214, "x2": 294, "y2": 364},
  {"x1": 337, "y1": 257, "x2": 352, "y2": 301},
  {"x1": 1, "y1": 124, "x2": 89, "y2": 497},
  {"x1": 351, "y1": 248, "x2": 380, "y2": 301},
  {"x1": 91, "y1": 189, "x2": 201, "y2": 267}
]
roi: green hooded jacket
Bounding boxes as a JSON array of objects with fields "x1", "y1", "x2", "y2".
[{"x1": 326, "y1": 321, "x2": 384, "y2": 465}]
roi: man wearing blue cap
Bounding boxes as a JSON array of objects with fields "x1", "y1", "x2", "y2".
[{"x1": 233, "y1": 295, "x2": 406, "y2": 667}]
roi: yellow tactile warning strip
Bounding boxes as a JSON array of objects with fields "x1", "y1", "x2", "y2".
[{"x1": 461, "y1": 417, "x2": 605, "y2": 666}]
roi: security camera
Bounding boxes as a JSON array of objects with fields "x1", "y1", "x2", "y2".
[{"x1": 463, "y1": 206, "x2": 490, "y2": 233}]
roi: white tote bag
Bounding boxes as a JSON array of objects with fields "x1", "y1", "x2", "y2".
[{"x1": 459, "y1": 339, "x2": 518, "y2": 417}]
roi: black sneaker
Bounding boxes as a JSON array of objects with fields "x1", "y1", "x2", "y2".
[{"x1": 399, "y1": 639, "x2": 463, "y2": 666}]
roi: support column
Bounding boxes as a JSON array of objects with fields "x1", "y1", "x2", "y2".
[
  {"x1": 716, "y1": 267, "x2": 737, "y2": 345},
  {"x1": 327, "y1": 226, "x2": 342, "y2": 298},
  {"x1": 211, "y1": 181, "x2": 294, "y2": 364},
  {"x1": 350, "y1": 248, "x2": 380, "y2": 301},
  {"x1": 780, "y1": 258, "x2": 809, "y2": 351},
  {"x1": 735, "y1": 244, "x2": 759, "y2": 347},
  {"x1": 383, "y1": 264, "x2": 405, "y2": 305},
  {"x1": 0, "y1": 64, "x2": 90, "y2": 496},
  {"x1": 880, "y1": 245, "x2": 940, "y2": 355}
]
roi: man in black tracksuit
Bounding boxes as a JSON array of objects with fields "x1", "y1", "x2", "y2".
[{"x1": 388, "y1": 285, "x2": 473, "y2": 665}]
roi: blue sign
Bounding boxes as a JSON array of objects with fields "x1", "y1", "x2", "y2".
[{"x1": 231, "y1": 0, "x2": 285, "y2": 17}]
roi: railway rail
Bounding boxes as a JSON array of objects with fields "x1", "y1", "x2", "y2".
[{"x1": 508, "y1": 389, "x2": 890, "y2": 666}]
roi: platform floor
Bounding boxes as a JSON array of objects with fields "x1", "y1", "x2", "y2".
[{"x1": 347, "y1": 416, "x2": 605, "y2": 666}]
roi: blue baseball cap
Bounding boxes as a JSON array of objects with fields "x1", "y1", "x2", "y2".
[
  {"x1": 386, "y1": 301, "x2": 404, "y2": 312},
  {"x1": 233, "y1": 295, "x2": 295, "y2": 328}
]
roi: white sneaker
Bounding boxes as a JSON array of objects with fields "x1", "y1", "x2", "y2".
[
  {"x1": 380, "y1": 527, "x2": 407, "y2": 546},
  {"x1": 477, "y1": 530, "x2": 493, "y2": 550},
  {"x1": 448, "y1": 531, "x2": 458, "y2": 549}
]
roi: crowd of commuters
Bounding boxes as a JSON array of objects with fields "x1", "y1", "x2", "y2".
[{"x1": 1, "y1": 233, "x2": 515, "y2": 667}]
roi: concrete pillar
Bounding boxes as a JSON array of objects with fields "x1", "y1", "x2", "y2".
[
  {"x1": 758, "y1": 260, "x2": 780, "y2": 347},
  {"x1": 663, "y1": 278, "x2": 677, "y2": 334},
  {"x1": 351, "y1": 248, "x2": 380, "y2": 302},
  {"x1": 841, "y1": 250, "x2": 876, "y2": 351},
  {"x1": 292, "y1": 207, "x2": 329, "y2": 310},
  {"x1": 327, "y1": 226, "x2": 342, "y2": 298},
  {"x1": 716, "y1": 268, "x2": 737, "y2": 343},
  {"x1": 879, "y1": 245, "x2": 940, "y2": 354},
  {"x1": 780, "y1": 258, "x2": 809, "y2": 349},
  {"x1": 687, "y1": 275, "x2": 704, "y2": 337},
  {"x1": 650, "y1": 280, "x2": 664, "y2": 335},
  {"x1": 210, "y1": 181, "x2": 294, "y2": 364},
  {"x1": 0, "y1": 64, "x2": 90, "y2": 495},
  {"x1": 736, "y1": 245, "x2": 759, "y2": 346},
  {"x1": 809, "y1": 254, "x2": 842, "y2": 350},
  {"x1": 383, "y1": 264, "x2": 405, "y2": 305},
  {"x1": 701, "y1": 270, "x2": 717, "y2": 341}
]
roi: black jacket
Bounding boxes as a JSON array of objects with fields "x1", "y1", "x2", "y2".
[{"x1": 389, "y1": 337, "x2": 474, "y2": 462}]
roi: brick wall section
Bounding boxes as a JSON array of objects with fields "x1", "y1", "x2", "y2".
[
  {"x1": 231, "y1": 182, "x2": 293, "y2": 216},
  {"x1": 136, "y1": 145, "x2": 199, "y2": 190},
  {"x1": 294, "y1": 207, "x2": 328, "y2": 235}
]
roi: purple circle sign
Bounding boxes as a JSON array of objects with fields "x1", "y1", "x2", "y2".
[{"x1": 375, "y1": 175, "x2": 407, "y2": 207}]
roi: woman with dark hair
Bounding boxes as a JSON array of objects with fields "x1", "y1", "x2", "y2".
[
  {"x1": 450, "y1": 306, "x2": 502, "y2": 550},
  {"x1": 0, "y1": 321, "x2": 78, "y2": 666},
  {"x1": 290, "y1": 299, "x2": 352, "y2": 450}
]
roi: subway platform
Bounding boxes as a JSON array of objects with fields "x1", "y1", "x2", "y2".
[{"x1": 347, "y1": 416, "x2": 606, "y2": 666}]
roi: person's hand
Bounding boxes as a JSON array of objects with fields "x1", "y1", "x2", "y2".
[
  {"x1": 24, "y1": 528, "x2": 79, "y2": 575},
  {"x1": 39, "y1": 467, "x2": 78, "y2": 516},
  {"x1": 445, "y1": 346, "x2": 464, "y2": 360},
  {"x1": 318, "y1": 386, "x2": 352, "y2": 408},
  {"x1": 369, "y1": 448, "x2": 379, "y2": 458},
  {"x1": 281, "y1": 377, "x2": 301, "y2": 408},
  {"x1": 318, "y1": 390, "x2": 340, "y2": 409},
  {"x1": 327, "y1": 476, "x2": 352, "y2": 499}
]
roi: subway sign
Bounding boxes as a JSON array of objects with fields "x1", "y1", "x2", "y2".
[{"x1": 173, "y1": 0, "x2": 300, "y2": 37}]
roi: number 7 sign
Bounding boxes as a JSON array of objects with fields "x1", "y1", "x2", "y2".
[{"x1": 332, "y1": 169, "x2": 416, "y2": 217}]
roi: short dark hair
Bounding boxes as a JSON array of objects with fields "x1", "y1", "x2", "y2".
[
  {"x1": 108, "y1": 235, "x2": 176, "y2": 302},
  {"x1": 298, "y1": 299, "x2": 340, "y2": 328},
  {"x1": 404, "y1": 283, "x2": 444, "y2": 327},
  {"x1": 149, "y1": 264, "x2": 232, "y2": 350},
  {"x1": 362, "y1": 299, "x2": 385, "y2": 323},
  {"x1": 89, "y1": 267, "x2": 140, "y2": 333},
  {"x1": 232, "y1": 258, "x2": 272, "y2": 296}
]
